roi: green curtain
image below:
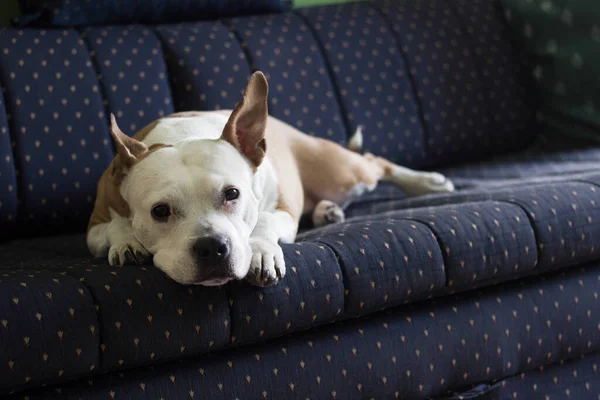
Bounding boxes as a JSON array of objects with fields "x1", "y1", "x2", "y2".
[{"x1": 499, "y1": 0, "x2": 600, "y2": 142}]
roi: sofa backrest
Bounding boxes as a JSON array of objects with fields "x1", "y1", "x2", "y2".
[{"x1": 0, "y1": 0, "x2": 536, "y2": 239}]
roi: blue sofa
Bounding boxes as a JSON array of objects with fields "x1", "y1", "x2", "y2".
[{"x1": 2, "y1": 0, "x2": 600, "y2": 398}]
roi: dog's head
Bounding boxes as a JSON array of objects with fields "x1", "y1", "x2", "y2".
[{"x1": 110, "y1": 72, "x2": 269, "y2": 285}]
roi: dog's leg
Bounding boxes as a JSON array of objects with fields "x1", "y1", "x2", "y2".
[
  {"x1": 87, "y1": 212, "x2": 151, "y2": 266},
  {"x1": 312, "y1": 200, "x2": 345, "y2": 227},
  {"x1": 246, "y1": 209, "x2": 297, "y2": 287},
  {"x1": 363, "y1": 153, "x2": 454, "y2": 197}
]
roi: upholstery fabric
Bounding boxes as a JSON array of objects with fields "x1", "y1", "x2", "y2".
[
  {"x1": 83, "y1": 26, "x2": 174, "y2": 134},
  {"x1": 458, "y1": 352, "x2": 600, "y2": 400},
  {"x1": 298, "y1": 3, "x2": 427, "y2": 166},
  {"x1": 370, "y1": 0, "x2": 536, "y2": 166},
  {"x1": 14, "y1": 0, "x2": 293, "y2": 27},
  {"x1": 229, "y1": 12, "x2": 348, "y2": 143},
  {"x1": 4, "y1": 169, "x2": 600, "y2": 394},
  {"x1": 0, "y1": 29, "x2": 113, "y2": 236},
  {"x1": 8, "y1": 262, "x2": 600, "y2": 399},
  {"x1": 0, "y1": 269, "x2": 99, "y2": 395},
  {"x1": 154, "y1": 22, "x2": 251, "y2": 112}
]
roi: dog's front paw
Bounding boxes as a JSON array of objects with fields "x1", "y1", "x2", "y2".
[
  {"x1": 108, "y1": 240, "x2": 151, "y2": 266},
  {"x1": 246, "y1": 238, "x2": 286, "y2": 287}
]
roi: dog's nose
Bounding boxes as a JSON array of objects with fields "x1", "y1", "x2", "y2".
[{"x1": 193, "y1": 235, "x2": 230, "y2": 264}]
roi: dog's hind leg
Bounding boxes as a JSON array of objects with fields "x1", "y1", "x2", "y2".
[{"x1": 363, "y1": 152, "x2": 455, "y2": 197}]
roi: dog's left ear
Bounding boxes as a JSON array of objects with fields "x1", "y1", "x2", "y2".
[{"x1": 221, "y1": 71, "x2": 268, "y2": 171}]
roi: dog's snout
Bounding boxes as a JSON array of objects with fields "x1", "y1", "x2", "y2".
[{"x1": 193, "y1": 235, "x2": 230, "y2": 264}]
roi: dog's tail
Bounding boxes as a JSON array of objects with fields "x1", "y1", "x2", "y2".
[{"x1": 347, "y1": 125, "x2": 364, "y2": 153}]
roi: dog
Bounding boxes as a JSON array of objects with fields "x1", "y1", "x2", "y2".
[{"x1": 87, "y1": 71, "x2": 454, "y2": 287}]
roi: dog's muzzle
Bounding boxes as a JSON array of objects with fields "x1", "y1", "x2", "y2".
[{"x1": 192, "y1": 235, "x2": 235, "y2": 281}]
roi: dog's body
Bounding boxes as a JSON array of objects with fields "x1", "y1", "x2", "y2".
[{"x1": 87, "y1": 72, "x2": 454, "y2": 286}]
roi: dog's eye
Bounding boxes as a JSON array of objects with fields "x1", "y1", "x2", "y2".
[
  {"x1": 151, "y1": 204, "x2": 171, "y2": 222},
  {"x1": 224, "y1": 188, "x2": 240, "y2": 201}
]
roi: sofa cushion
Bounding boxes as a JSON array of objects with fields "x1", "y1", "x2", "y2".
[
  {"x1": 82, "y1": 26, "x2": 175, "y2": 134},
  {"x1": 8, "y1": 262, "x2": 600, "y2": 399},
  {"x1": 14, "y1": 0, "x2": 293, "y2": 27},
  {"x1": 447, "y1": 352, "x2": 600, "y2": 400},
  {"x1": 228, "y1": 12, "x2": 348, "y2": 143},
  {"x1": 0, "y1": 29, "x2": 113, "y2": 236},
  {"x1": 369, "y1": 0, "x2": 536, "y2": 167},
  {"x1": 298, "y1": 3, "x2": 426, "y2": 166},
  {"x1": 155, "y1": 21, "x2": 252, "y2": 112},
  {"x1": 0, "y1": 268, "x2": 99, "y2": 395}
]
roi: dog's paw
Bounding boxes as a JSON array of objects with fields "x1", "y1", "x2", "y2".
[
  {"x1": 108, "y1": 241, "x2": 151, "y2": 266},
  {"x1": 246, "y1": 238, "x2": 286, "y2": 287},
  {"x1": 405, "y1": 172, "x2": 455, "y2": 196},
  {"x1": 312, "y1": 200, "x2": 345, "y2": 227}
]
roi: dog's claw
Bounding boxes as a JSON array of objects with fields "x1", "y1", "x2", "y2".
[{"x1": 108, "y1": 241, "x2": 151, "y2": 266}]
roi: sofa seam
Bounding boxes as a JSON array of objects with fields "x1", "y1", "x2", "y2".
[
  {"x1": 311, "y1": 217, "x2": 448, "y2": 312},
  {"x1": 45, "y1": 267, "x2": 105, "y2": 383},
  {"x1": 311, "y1": 239, "x2": 349, "y2": 315},
  {"x1": 222, "y1": 19, "x2": 256, "y2": 74},
  {"x1": 77, "y1": 27, "x2": 114, "y2": 153},
  {"x1": 142, "y1": 25, "x2": 177, "y2": 116},
  {"x1": 368, "y1": 2, "x2": 431, "y2": 164},
  {"x1": 443, "y1": 1, "x2": 498, "y2": 151},
  {"x1": 292, "y1": 9, "x2": 352, "y2": 143},
  {"x1": 0, "y1": 60, "x2": 20, "y2": 228}
]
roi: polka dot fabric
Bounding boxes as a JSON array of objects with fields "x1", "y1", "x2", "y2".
[
  {"x1": 0, "y1": 93, "x2": 16, "y2": 237},
  {"x1": 0, "y1": 29, "x2": 113, "y2": 235},
  {"x1": 302, "y1": 217, "x2": 447, "y2": 317},
  {"x1": 449, "y1": 352, "x2": 600, "y2": 400},
  {"x1": 225, "y1": 242, "x2": 344, "y2": 346},
  {"x1": 299, "y1": 3, "x2": 426, "y2": 166},
  {"x1": 83, "y1": 26, "x2": 174, "y2": 134},
  {"x1": 8, "y1": 263, "x2": 600, "y2": 399},
  {"x1": 371, "y1": 0, "x2": 503, "y2": 166},
  {"x1": 450, "y1": 0, "x2": 535, "y2": 152},
  {"x1": 155, "y1": 22, "x2": 251, "y2": 111},
  {"x1": 229, "y1": 13, "x2": 347, "y2": 142},
  {"x1": 0, "y1": 270, "x2": 99, "y2": 395}
]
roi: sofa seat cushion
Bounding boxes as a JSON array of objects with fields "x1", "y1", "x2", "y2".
[
  {"x1": 0, "y1": 234, "x2": 346, "y2": 394},
  {"x1": 8, "y1": 262, "x2": 600, "y2": 400},
  {"x1": 4, "y1": 158, "x2": 600, "y2": 394}
]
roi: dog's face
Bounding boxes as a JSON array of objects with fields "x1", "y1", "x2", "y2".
[{"x1": 110, "y1": 72, "x2": 269, "y2": 285}]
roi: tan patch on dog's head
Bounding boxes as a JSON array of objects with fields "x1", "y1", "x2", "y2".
[
  {"x1": 87, "y1": 115, "x2": 171, "y2": 231},
  {"x1": 109, "y1": 114, "x2": 172, "y2": 184}
]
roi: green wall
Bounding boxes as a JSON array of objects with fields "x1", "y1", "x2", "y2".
[{"x1": 0, "y1": 0, "x2": 19, "y2": 27}]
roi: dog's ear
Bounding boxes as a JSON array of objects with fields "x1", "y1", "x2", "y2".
[
  {"x1": 109, "y1": 113, "x2": 148, "y2": 175},
  {"x1": 221, "y1": 71, "x2": 269, "y2": 170}
]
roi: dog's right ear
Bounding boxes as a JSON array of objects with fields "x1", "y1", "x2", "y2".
[
  {"x1": 221, "y1": 71, "x2": 269, "y2": 171},
  {"x1": 109, "y1": 113, "x2": 148, "y2": 176}
]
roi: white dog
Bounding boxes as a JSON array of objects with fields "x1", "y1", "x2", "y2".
[{"x1": 87, "y1": 71, "x2": 454, "y2": 287}]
